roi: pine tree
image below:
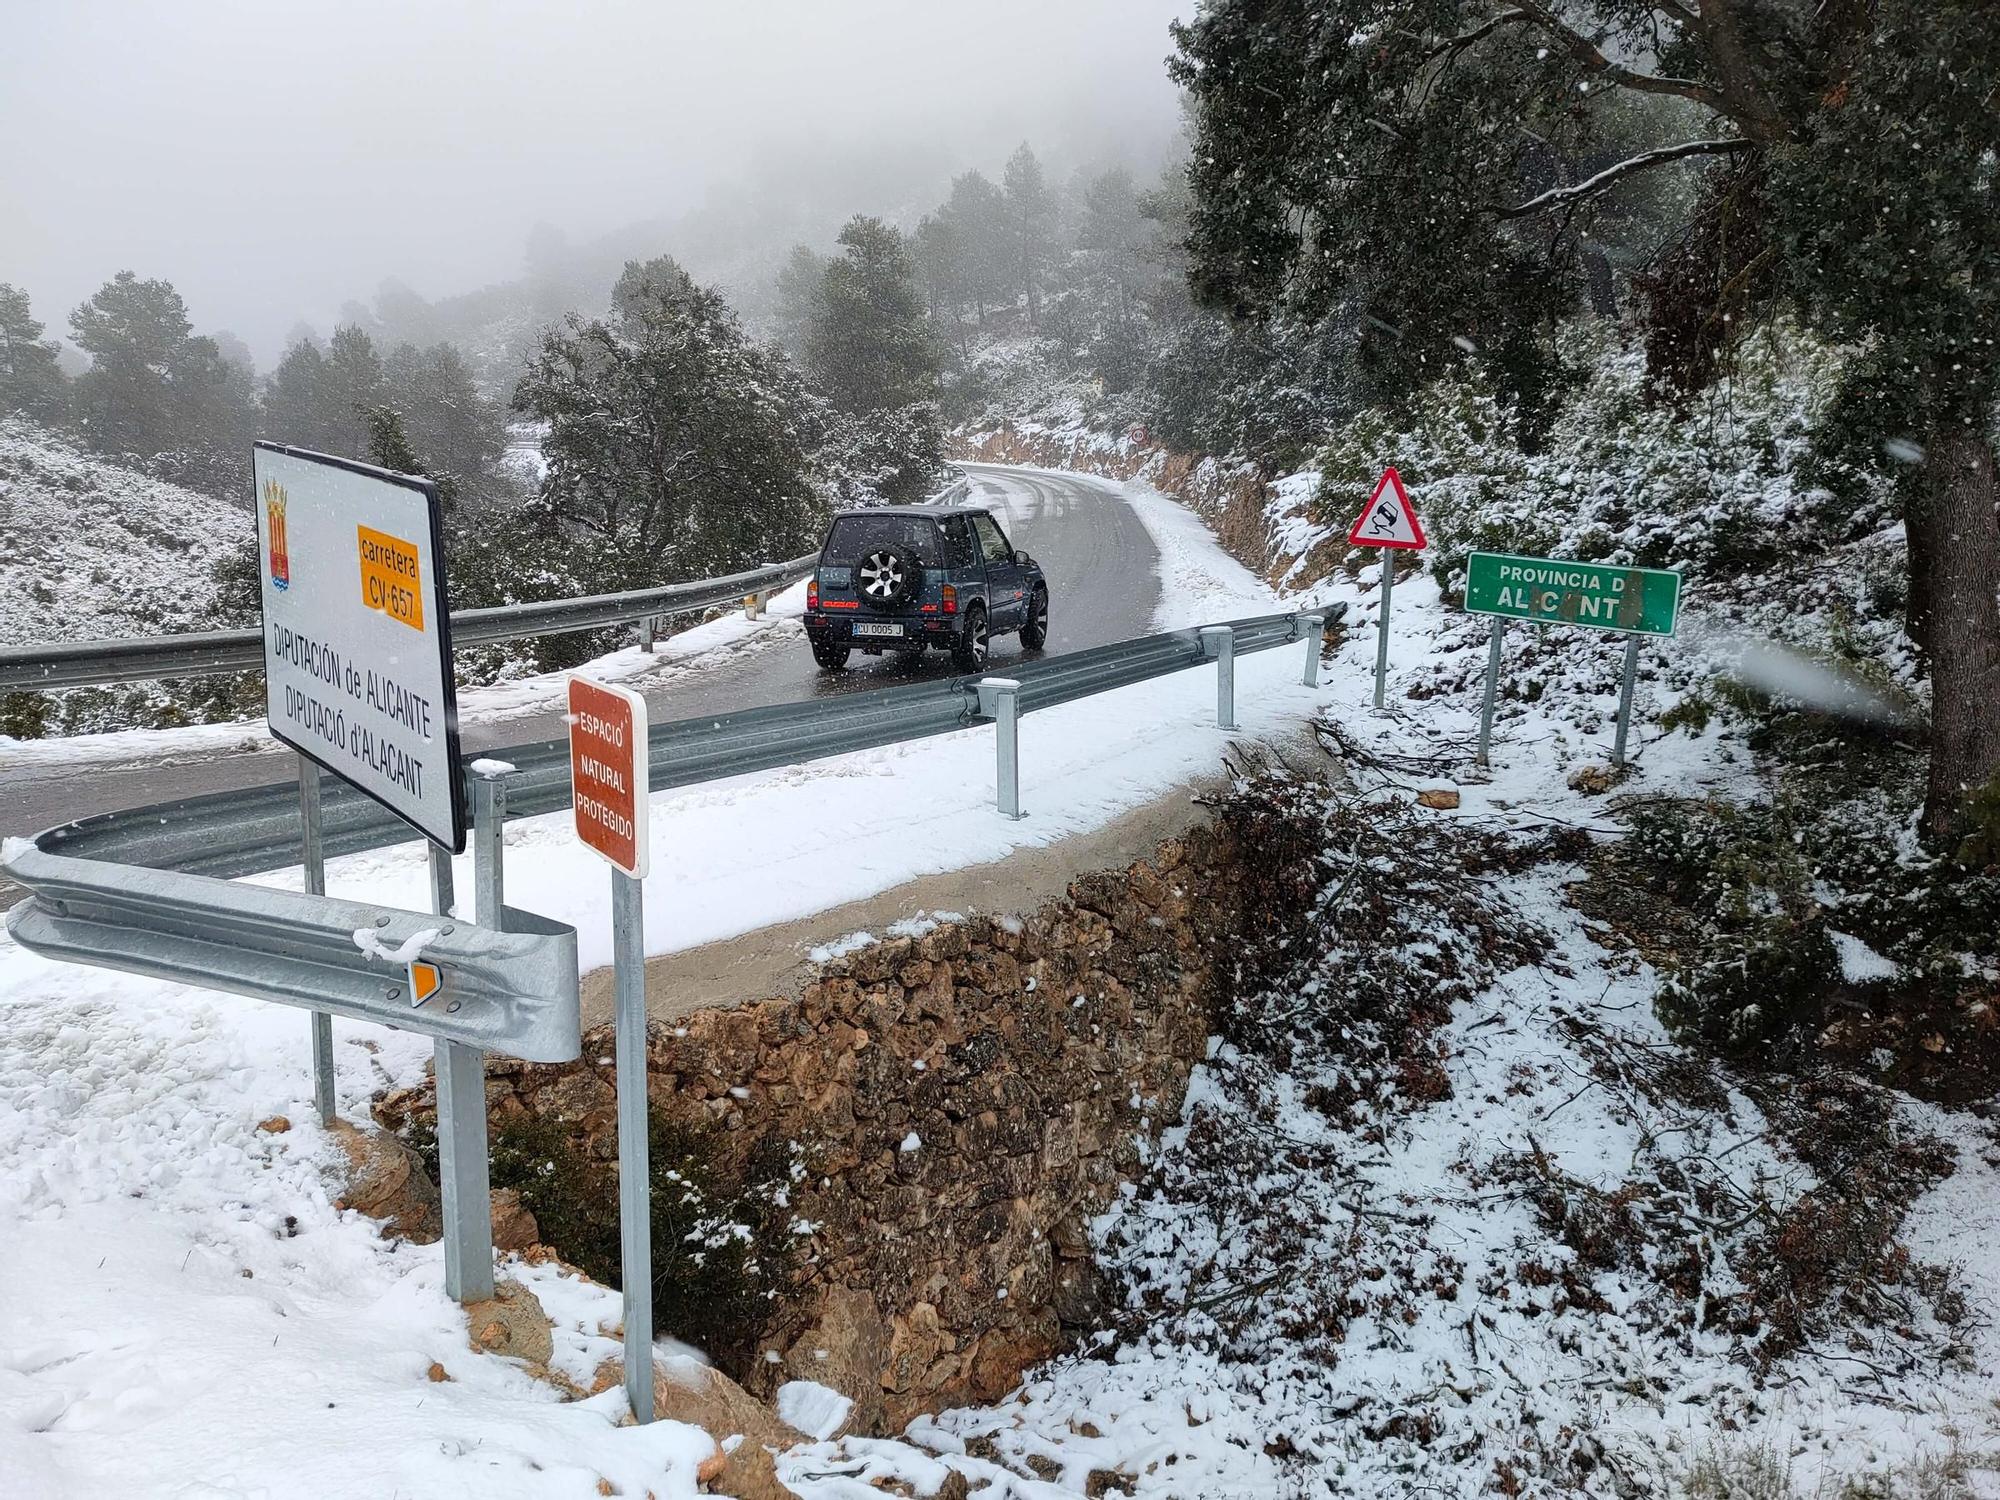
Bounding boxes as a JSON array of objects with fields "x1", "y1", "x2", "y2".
[
  {"x1": 913, "y1": 214, "x2": 972, "y2": 360},
  {"x1": 69, "y1": 272, "x2": 208, "y2": 454},
  {"x1": 318, "y1": 324, "x2": 387, "y2": 458},
  {"x1": 262, "y1": 340, "x2": 332, "y2": 449},
  {"x1": 805, "y1": 216, "x2": 940, "y2": 418},
  {"x1": 940, "y1": 170, "x2": 1012, "y2": 325},
  {"x1": 67, "y1": 271, "x2": 255, "y2": 491},
  {"x1": 1002, "y1": 143, "x2": 1054, "y2": 328},
  {"x1": 513, "y1": 256, "x2": 827, "y2": 587},
  {"x1": 0, "y1": 283, "x2": 67, "y2": 420},
  {"x1": 1170, "y1": 0, "x2": 2000, "y2": 845},
  {"x1": 773, "y1": 245, "x2": 828, "y2": 355},
  {"x1": 386, "y1": 341, "x2": 507, "y2": 494}
]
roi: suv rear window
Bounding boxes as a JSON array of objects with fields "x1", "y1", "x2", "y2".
[
  {"x1": 939, "y1": 515, "x2": 978, "y2": 569},
  {"x1": 823, "y1": 514, "x2": 940, "y2": 566}
]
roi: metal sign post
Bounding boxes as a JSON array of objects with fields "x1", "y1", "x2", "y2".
[
  {"x1": 1373, "y1": 557, "x2": 1395, "y2": 710},
  {"x1": 1476, "y1": 618, "x2": 1506, "y2": 770},
  {"x1": 297, "y1": 754, "x2": 336, "y2": 1124},
  {"x1": 1612, "y1": 633, "x2": 1642, "y2": 767},
  {"x1": 610, "y1": 868, "x2": 651, "y2": 1424},
  {"x1": 1462, "y1": 551, "x2": 1683, "y2": 770},
  {"x1": 1344, "y1": 467, "x2": 1426, "y2": 713},
  {"x1": 567, "y1": 675, "x2": 654, "y2": 1423}
]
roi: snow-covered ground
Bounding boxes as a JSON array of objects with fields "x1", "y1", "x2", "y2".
[
  {"x1": 0, "y1": 469, "x2": 1294, "y2": 1498},
  {"x1": 773, "y1": 522, "x2": 2000, "y2": 1497},
  {"x1": 4, "y1": 463, "x2": 1994, "y2": 1497},
  {"x1": 0, "y1": 416, "x2": 246, "y2": 645}
]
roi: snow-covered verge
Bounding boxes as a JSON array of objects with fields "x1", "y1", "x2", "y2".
[
  {"x1": 0, "y1": 470, "x2": 1295, "y2": 1497},
  {"x1": 0, "y1": 414, "x2": 245, "y2": 645},
  {"x1": 0, "y1": 579, "x2": 812, "y2": 774},
  {"x1": 774, "y1": 524, "x2": 2000, "y2": 1498},
  {"x1": 6, "y1": 447, "x2": 1996, "y2": 1497}
]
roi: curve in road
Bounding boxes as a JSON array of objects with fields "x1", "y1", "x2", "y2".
[{"x1": 0, "y1": 465, "x2": 1159, "y2": 886}]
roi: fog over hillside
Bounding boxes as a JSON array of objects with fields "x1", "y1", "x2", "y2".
[{"x1": 0, "y1": 0, "x2": 1186, "y2": 364}]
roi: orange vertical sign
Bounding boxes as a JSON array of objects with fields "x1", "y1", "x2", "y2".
[{"x1": 567, "y1": 676, "x2": 649, "y2": 878}]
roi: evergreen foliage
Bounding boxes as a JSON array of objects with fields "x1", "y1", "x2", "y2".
[
  {"x1": 68, "y1": 271, "x2": 253, "y2": 481},
  {"x1": 804, "y1": 216, "x2": 939, "y2": 417},
  {"x1": 513, "y1": 255, "x2": 828, "y2": 589},
  {"x1": 0, "y1": 284, "x2": 68, "y2": 420},
  {"x1": 1166, "y1": 0, "x2": 2000, "y2": 844},
  {"x1": 1001, "y1": 143, "x2": 1054, "y2": 328}
]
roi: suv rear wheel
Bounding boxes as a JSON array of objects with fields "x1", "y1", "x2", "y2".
[
  {"x1": 1019, "y1": 586, "x2": 1049, "y2": 650},
  {"x1": 855, "y1": 546, "x2": 921, "y2": 608},
  {"x1": 950, "y1": 605, "x2": 989, "y2": 671},
  {"x1": 811, "y1": 640, "x2": 850, "y2": 670}
]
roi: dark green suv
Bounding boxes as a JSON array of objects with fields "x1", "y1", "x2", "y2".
[{"x1": 804, "y1": 506, "x2": 1050, "y2": 671}]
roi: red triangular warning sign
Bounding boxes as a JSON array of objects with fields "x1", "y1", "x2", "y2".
[{"x1": 1346, "y1": 467, "x2": 1426, "y2": 550}]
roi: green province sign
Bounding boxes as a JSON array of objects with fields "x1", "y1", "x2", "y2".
[{"x1": 1464, "y1": 552, "x2": 1681, "y2": 637}]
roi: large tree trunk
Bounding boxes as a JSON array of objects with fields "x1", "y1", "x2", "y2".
[{"x1": 1908, "y1": 426, "x2": 2000, "y2": 846}]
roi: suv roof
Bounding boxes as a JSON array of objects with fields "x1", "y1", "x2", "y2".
[{"x1": 828, "y1": 504, "x2": 991, "y2": 521}]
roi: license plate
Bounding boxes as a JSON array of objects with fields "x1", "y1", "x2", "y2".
[{"x1": 854, "y1": 622, "x2": 903, "y2": 638}]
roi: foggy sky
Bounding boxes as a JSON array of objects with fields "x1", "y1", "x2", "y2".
[{"x1": 1, "y1": 0, "x2": 1187, "y2": 363}]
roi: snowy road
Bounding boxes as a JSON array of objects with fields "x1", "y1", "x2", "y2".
[{"x1": 0, "y1": 465, "x2": 1160, "y2": 901}]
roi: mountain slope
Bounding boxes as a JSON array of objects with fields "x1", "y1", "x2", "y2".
[{"x1": 0, "y1": 416, "x2": 244, "y2": 646}]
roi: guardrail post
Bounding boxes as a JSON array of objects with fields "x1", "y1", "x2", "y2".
[
  {"x1": 1298, "y1": 614, "x2": 1326, "y2": 688},
  {"x1": 744, "y1": 591, "x2": 765, "y2": 620},
  {"x1": 1200, "y1": 626, "x2": 1237, "y2": 731},
  {"x1": 437, "y1": 766, "x2": 506, "y2": 1304},
  {"x1": 637, "y1": 616, "x2": 655, "y2": 654},
  {"x1": 297, "y1": 755, "x2": 336, "y2": 1126},
  {"x1": 976, "y1": 677, "x2": 1025, "y2": 820}
]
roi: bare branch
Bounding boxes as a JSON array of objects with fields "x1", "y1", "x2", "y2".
[
  {"x1": 1488, "y1": 137, "x2": 1752, "y2": 219},
  {"x1": 1421, "y1": 8, "x2": 1535, "y2": 64},
  {"x1": 1512, "y1": 1, "x2": 1728, "y2": 111}
]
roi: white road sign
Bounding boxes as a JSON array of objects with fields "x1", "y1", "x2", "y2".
[{"x1": 254, "y1": 443, "x2": 466, "y2": 851}]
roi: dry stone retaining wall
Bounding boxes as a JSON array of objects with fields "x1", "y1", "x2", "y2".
[{"x1": 376, "y1": 821, "x2": 1250, "y2": 1433}]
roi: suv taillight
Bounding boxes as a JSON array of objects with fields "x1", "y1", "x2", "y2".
[
  {"x1": 807, "y1": 577, "x2": 819, "y2": 611},
  {"x1": 940, "y1": 584, "x2": 957, "y2": 615}
]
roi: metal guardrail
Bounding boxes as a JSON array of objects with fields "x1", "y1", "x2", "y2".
[
  {"x1": 5, "y1": 858, "x2": 582, "y2": 1061},
  {"x1": 0, "y1": 554, "x2": 819, "y2": 692},
  {"x1": 0, "y1": 606, "x2": 1337, "y2": 1136},
  {"x1": 7, "y1": 608, "x2": 1341, "y2": 889}
]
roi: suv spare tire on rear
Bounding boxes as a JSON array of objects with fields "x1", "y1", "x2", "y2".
[{"x1": 855, "y1": 545, "x2": 921, "y2": 608}]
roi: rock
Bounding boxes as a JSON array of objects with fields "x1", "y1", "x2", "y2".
[
  {"x1": 490, "y1": 1188, "x2": 540, "y2": 1253},
  {"x1": 426, "y1": 1361, "x2": 452, "y2": 1383},
  {"x1": 329, "y1": 1122, "x2": 441, "y2": 1243},
  {"x1": 780, "y1": 1287, "x2": 889, "y2": 1434},
  {"x1": 702, "y1": 1442, "x2": 793, "y2": 1500},
  {"x1": 1567, "y1": 763, "x2": 1622, "y2": 795},
  {"x1": 257, "y1": 1115, "x2": 291, "y2": 1134},
  {"x1": 1416, "y1": 787, "x2": 1461, "y2": 810},
  {"x1": 464, "y1": 1278, "x2": 553, "y2": 1368}
]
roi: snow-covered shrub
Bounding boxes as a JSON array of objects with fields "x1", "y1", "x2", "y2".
[
  {"x1": 1309, "y1": 322, "x2": 1887, "y2": 593},
  {"x1": 476, "y1": 1110, "x2": 801, "y2": 1366},
  {"x1": 813, "y1": 402, "x2": 947, "y2": 507},
  {"x1": 1627, "y1": 782, "x2": 2000, "y2": 1066}
]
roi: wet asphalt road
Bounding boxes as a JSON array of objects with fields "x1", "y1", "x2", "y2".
[{"x1": 0, "y1": 464, "x2": 1160, "y2": 897}]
